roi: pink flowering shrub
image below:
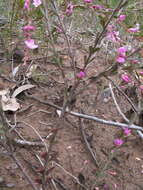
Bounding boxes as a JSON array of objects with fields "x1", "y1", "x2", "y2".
[{"x1": 4, "y1": 1, "x2": 143, "y2": 189}]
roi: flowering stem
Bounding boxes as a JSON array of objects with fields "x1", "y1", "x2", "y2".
[
  {"x1": 84, "y1": 0, "x2": 128, "y2": 68},
  {"x1": 50, "y1": 0, "x2": 76, "y2": 76}
]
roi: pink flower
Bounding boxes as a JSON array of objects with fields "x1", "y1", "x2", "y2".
[
  {"x1": 24, "y1": 0, "x2": 30, "y2": 9},
  {"x1": 139, "y1": 71, "x2": 143, "y2": 75},
  {"x1": 24, "y1": 39, "x2": 38, "y2": 49},
  {"x1": 116, "y1": 47, "x2": 127, "y2": 63},
  {"x1": 107, "y1": 31, "x2": 121, "y2": 42},
  {"x1": 77, "y1": 71, "x2": 86, "y2": 79},
  {"x1": 118, "y1": 14, "x2": 126, "y2": 22},
  {"x1": 91, "y1": 5, "x2": 104, "y2": 10},
  {"x1": 118, "y1": 46, "x2": 127, "y2": 57},
  {"x1": 107, "y1": 24, "x2": 115, "y2": 32},
  {"x1": 103, "y1": 184, "x2": 109, "y2": 190},
  {"x1": 116, "y1": 56, "x2": 126, "y2": 63},
  {"x1": 123, "y1": 128, "x2": 131, "y2": 136},
  {"x1": 131, "y1": 60, "x2": 139, "y2": 64},
  {"x1": 106, "y1": 26, "x2": 121, "y2": 43},
  {"x1": 66, "y1": 3, "x2": 74, "y2": 16},
  {"x1": 56, "y1": 26, "x2": 62, "y2": 33},
  {"x1": 113, "y1": 184, "x2": 117, "y2": 188},
  {"x1": 121, "y1": 74, "x2": 131, "y2": 83},
  {"x1": 33, "y1": 0, "x2": 42, "y2": 7},
  {"x1": 23, "y1": 25, "x2": 36, "y2": 31},
  {"x1": 128, "y1": 24, "x2": 140, "y2": 33},
  {"x1": 114, "y1": 139, "x2": 124, "y2": 147},
  {"x1": 84, "y1": 0, "x2": 92, "y2": 3}
]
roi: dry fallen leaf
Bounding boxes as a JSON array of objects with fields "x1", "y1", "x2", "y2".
[
  {"x1": 0, "y1": 89, "x2": 9, "y2": 96},
  {"x1": 1, "y1": 95, "x2": 20, "y2": 112},
  {"x1": 12, "y1": 84, "x2": 35, "y2": 98}
]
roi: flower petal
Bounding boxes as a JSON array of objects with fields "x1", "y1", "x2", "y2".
[
  {"x1": 33, "y1": 0, "x2": 42, "y2": 7},
  {"x1": 25, "y1": 39, "x2": 38, "y2": 49}
]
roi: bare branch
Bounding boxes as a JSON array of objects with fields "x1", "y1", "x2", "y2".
[{"x1": 27, "y1": 95, "x2": 143, "y2": 132}]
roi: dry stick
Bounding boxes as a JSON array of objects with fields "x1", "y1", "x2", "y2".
[
  {"x1": 12, "y1": 138, "x2": 45, "y2": 148},
  {"x1": 10, "y1": 153, "x2": 39, "y2": 190},
  {"x1": 109, "y1": 83, "x2": 143, "y2": 139},
  {"x1": 17, "y1": 104, "x2": 33, "y2": 113},
  {"x1": 52, "y1": 162, "x2": 87, "y2": 190},
  {"x1": 106, "y1": 76, "x2": 138, "y2": 113},
  {"x1": 25, "y1": 109, "x2": 52, "y2": 118},
  {"x1": 79, "y1": 118, "x2": 99, "y2": 168},
  {"x1": 18, "y1": 121, "x2": 49, "y2": 152},
  {"x1": 53, "y1": 178, "x2": 72, "y2": 190},
  {"x1": 26, "y1": 95, "x2": 143, "y2": 132},
  {"x1": 109, "y1": 83, "x2": 129, "y2": 123},
  {"x1": 51, "y1": 179, "x2": 59, "y2": 190},
  {"x1": 41, "y1": 128, "x2": 58, "y2": 190}
]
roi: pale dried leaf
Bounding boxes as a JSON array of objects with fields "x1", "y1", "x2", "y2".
[
  {"x1": 1, "y1": 95, "x2": 20, "y2": 111},
  {"x1": 56, "y1": 109, "x2": 62, "y2": 117},
  {"x1": 12, "y1": 84, "x2": 35, "y2": 98},
  {"x1": 0, "y1": 89, "x2": 9, "y2": 96}
]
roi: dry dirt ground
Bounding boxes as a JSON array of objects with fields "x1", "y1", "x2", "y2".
[{"x1": 0, "y1": 48, "x2": 143, "y2": 190}]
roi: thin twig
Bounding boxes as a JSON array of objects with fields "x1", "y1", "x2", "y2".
[
  {"x1": 41, "y1": 125, "x2": 58, "y2": 190},
  {"x1": 109, "y1": 83, "x2": 143, "y2": 139},
  {"x1": 79, "y1": 118, "x2": 99, "y2": 168},
  {"x1": 25, "y1": 109, "x2": 52, "y2": 118},
  {"x1": 51, "y1": 179, "x2": 59, "y2": 190},
  {"x1": 107, "y1": 77, "x2": 138, "y2": 113},
  {"x1": 10, "y1": 153, "x2": 39, "y2": 190},
  {"x1": 53, "y1": 178, "x2": 72, "y2": 190},
  {"x1": 18, "y1": 121, "x2": 49, "y2": 152},
  {"x1": 52, "y1": 162, "x2": 87, "y2": 190},
  {"x1": 109, "y1": 83, "x2": 129, "y2": 123}
]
